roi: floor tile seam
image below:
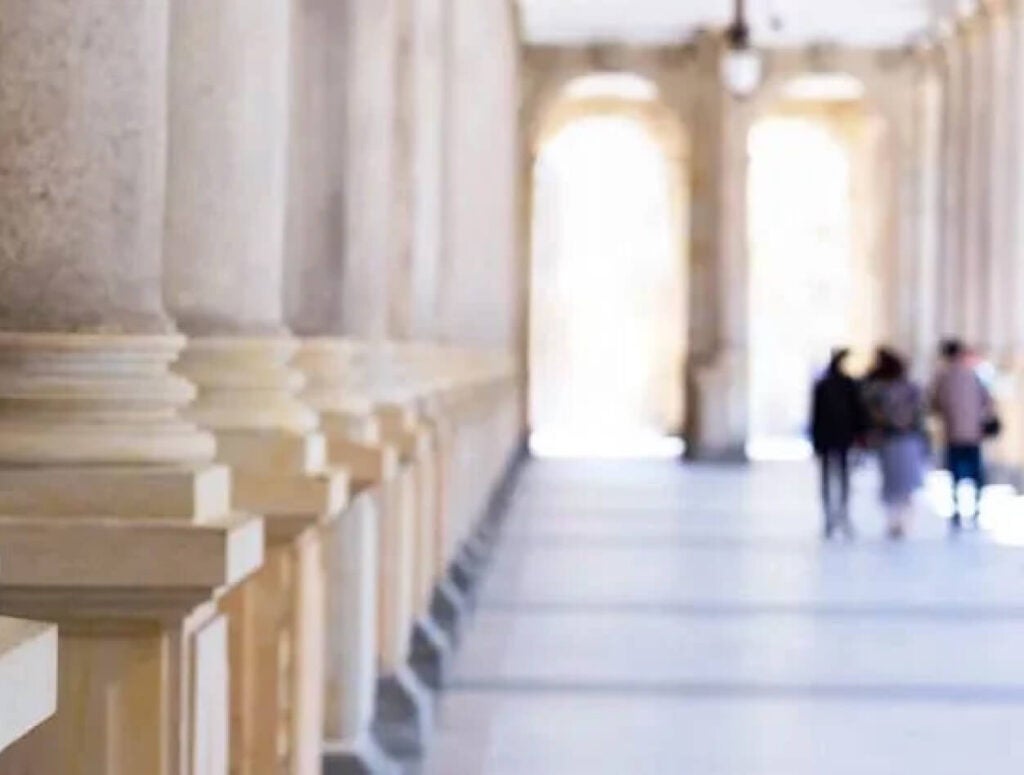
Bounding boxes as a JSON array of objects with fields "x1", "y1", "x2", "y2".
[
  {"x1": 491, "y1": 537, "x2": 920, "y2": 551},
  {"x1": 444, "y1": 678, "x2": 1024, "y2": 704},
  {"x1": 468, "y1": 604, "x2": 1024, "y2": 622}
]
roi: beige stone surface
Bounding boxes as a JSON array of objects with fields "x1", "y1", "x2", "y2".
[
  {"x1": 406, "y1": 0, "x2": 449, "y2": 339},
  {"x1": 176, "y1": 337, "x2": 319, "y2": 436},
  {"x1": 0, "y1": 605, "x2": 233, "y2": 775},
  {"x1": 191, "y1": 615, "x2": 230, "y2": 775},
  {"x1": 327, "y1": 438, "x2": 400, "y2": 491},
  {"x1": 0, "y1": 465, "x2": 230, "y2": 522},
  {"x1": 342, "y1": 0, "x2": 398, "y2": 338},
  {"x1": 294, "y1": 339, "x2": 381, "y2": 417},
  {"x1": 962, "y1": 13, "x2": 993, "y2": 345},
  {"x1": 376, "y1": 464, "x2": 418, "y2": 669},
  {"x1": 0, "y1": 333, "x2": 215, "y2": 467},
  {"x1": 0, "y1": 512, "x2": 263, "y2": 593},
  {"x1": 284, "y1": 0, "x2": 348, "y2": 337},
  {"x1": 439, "y1": 0, "x2": 523, "y2": 348},
  {"x1": 323, "y1": 490, "x2": 380, "y2": 745},
  {"x1": 0, "y1": 618, "x2": 57, "y2": 756},
  {"x1": 0, "y1": 0, "x2": 172, "y2": 334},
  {"x1": 164, "y1": 0, "x2": 292, "y2": 336},
  {"x1": 0, "y1": 338, "x2": 258, "y2": 775},
  {"x1": 219, "y1": 529, "x2": 328, "y2": 775},
  {"x1": 232, "y1": 470, "x2": 348, "y2": 539}
]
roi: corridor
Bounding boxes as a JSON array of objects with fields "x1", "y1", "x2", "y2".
[{"x1": 428, "y1": 460, "x2": 1024, "y2": 774}]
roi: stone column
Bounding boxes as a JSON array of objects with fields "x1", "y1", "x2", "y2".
[
  {"x1": 962, "y1": 12, "x2": 994, "y2": 345},
  {"x1": 286, "y1": 0, "x2": 441, "y2": 767},
  {"x1": 910, "y1": 46, "x2": 944, "y2": 373},
  {"x1": 992, "y1": 0, "x2": 1024, "y2": 474},
  {"x1": 685, "y1": 33, "x2": 750, "y2": 460},
  {"x1": 938, "y1": 28, "x2": 968, "y2": 340},
  {"x1": 886, "y1": 46, "x2": 943, "y2": 376},
  {"x1": 1008, "y1": 0, "x2": 1024, "y2": 355},
  {"x1": 283, "y1": 2, "x2": 405, "y2": 773},
  {"x1": 389, "y1": 0, "x2": 417, "y2": 339},
  {"x1": 163, "y1": 2, "x2": 348, "y2": 773},
  {"x1": 984, "y1": 2, "x2": 1015, "y2": 358},
  {"x1": 407, "y1": 0, "x2": 449, "y2": 340},
  {"x1": 0, "y1": 3, "x2": 264, "y2": 774},
  {"x1": 886, "y1": 58, "x2": 929, "y2": 364},
  {"x1": 342, "y1": 0, "x2": 398, "y2": 341}
]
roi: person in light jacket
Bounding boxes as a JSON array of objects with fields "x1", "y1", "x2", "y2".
[{"x1": 930, "y1": 339, "x2": 994, "y2": 529}]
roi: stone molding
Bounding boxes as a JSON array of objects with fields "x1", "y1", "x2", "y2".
[
  {"x1": 176, "y1": 336, "x2": 319, "y2": 436},
  {"x1": 0, "y1": 333, "x2": 215, "y2": 466}
]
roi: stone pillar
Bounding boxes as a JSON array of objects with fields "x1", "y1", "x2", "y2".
[
  {"x1": 440, "y1": 0, "x2": 522, "y2": 349},
  {"x1": 343, "y1": 0, "x2": 398, "y2": 341},
  {"x1": 283, "y1": 2, "x2": 404, "y2": 773},
  {"x1": 163, "y1": 2, "x2": 347, "y2": 773},
  {"x1": 389, "y1": 0, "x2": 417, "y2": 339},
  {"x1": 992, "y1": 0, "x2": 1024, "y2": 474},
  {"x1": 984, "y1": 2, "x2": 1015, "y2": 358},
  {"x1": 887, "y1": 59, "x2": 927, "y2": 363},
  {"x1": 685, "y1": 33, "x2": 750, "y2": 460},
  {"x1": 891, "y1": 46, "x2": 944, "y2": 376},
  {"x1": 911, "y1": 46, "x2": 944, "y2": 373},
  {"x1": 0, "y1": 3, "x2": 264, "y2": 774},
  {"x1": 286, "y1": 0, "x2": 447, "y2": 768},
  {"x1": 1008, "y1": 0, "x2": 1024, "y2": 355},
  {"x1": 938, "y1": 28, "x2": 968, "y2": 340},
  {"x1": 407, "y1": 0, "x2": 449, "y2": 340},
  {"x1": 962, "y1": 12, "x2": 994, "y2": 345}
]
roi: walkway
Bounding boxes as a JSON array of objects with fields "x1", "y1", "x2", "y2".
[{"x1": 426, "y1": 459, "x2": 1024, "y2": 774}]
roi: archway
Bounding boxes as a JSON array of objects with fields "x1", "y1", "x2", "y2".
[
  {"x1": 746, "y1": 74, "x2": 889, "y2": 459},
  {"x1": 528, "y1": 74, "x2": 688, "y2": 458}
]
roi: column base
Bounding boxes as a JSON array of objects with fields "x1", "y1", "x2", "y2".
[
  {"x1": 449, "y1": 546, "x2": 487, "y2": 600},
  {"x1": 371, "y1": 665, "x2": 434, "y2": 762},
  {"x1": 323, "y1": 735, "x2": 401, "y2": 775},
  {"x1": 685, "y1": 351, "x2": 750, "y2": 461},
  {"x1": 429, "y1": 578, "x2": 470, "y2": 647},
  {"x1": 686, "y1": 446, "x2": 749, "y2": 463},
  {"x1": 409, "y1": 616, "x2": 452, "y2": 691}
]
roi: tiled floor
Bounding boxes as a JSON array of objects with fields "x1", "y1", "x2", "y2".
[{"x1": 424, "y1": 459, "x2": 1024, "y2": 774}]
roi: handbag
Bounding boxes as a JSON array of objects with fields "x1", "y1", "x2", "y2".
[{"x1": 983, "y1": 415, "x2": 1003, "y2": 439}]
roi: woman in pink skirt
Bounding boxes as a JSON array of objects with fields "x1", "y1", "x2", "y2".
[{"x1": 863, "y1": 348, "x2": 927, "y2": 539}]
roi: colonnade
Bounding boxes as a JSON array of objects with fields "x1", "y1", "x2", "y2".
[
  {"x1": 521, "y1": 6, "x2": 1024, "y2": 464},
  {"x1": 909, "y1": 0, "x2": 1024, "y2": 474},
  {"x1": 0, "y1": 1, "x2": 523, "y2": 774}
]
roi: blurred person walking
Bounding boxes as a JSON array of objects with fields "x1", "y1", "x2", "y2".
[
  {"x1": 864, "y1": 348, "x2": 927, "y2": 540},
  {"x1": 930, "y1": 339, "x2": 997, "y2": 530},
  {"x1": 810, "y1": 348, "x2": 866, "y2": 539}
]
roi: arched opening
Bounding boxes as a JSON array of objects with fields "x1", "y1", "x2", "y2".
[
  {"x1": 528, "y1": 74, "x2": 688, "y2": 458},
  {"x1": 746, "y1": 74, "x2": 889, "y2": 460}
]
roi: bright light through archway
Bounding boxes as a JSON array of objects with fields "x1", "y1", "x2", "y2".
[
  {"x1": 747, "y1": 115, "x2": 859, "y2": 459},
  {"x1": 529, "y1": 114, "x2": 685, "y2": 459}
]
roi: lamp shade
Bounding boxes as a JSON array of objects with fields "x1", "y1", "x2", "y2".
[{"x1": 721, "y1": 46, "x2": 763, "y2": 98}]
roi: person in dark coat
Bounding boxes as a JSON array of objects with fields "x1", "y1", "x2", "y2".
[{"x1": 811, "y1": 348, "x2": 867, "y2": 538}]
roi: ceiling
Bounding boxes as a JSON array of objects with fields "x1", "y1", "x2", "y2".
[{"x1": 517, "y1": 0, "x2": 964, "y2": 48}]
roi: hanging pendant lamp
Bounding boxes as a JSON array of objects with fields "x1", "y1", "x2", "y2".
[{"x1": 721, "y1": 0, "x2": 764, "y2": 98}]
